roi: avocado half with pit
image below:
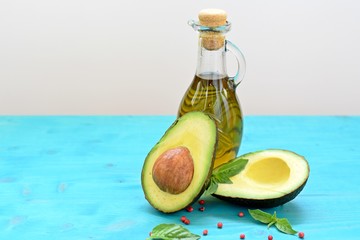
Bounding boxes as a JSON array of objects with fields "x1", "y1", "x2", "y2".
[
  {"x1": 141, "y1": 111, "x2": 217, "y2": 213},
  {"x1": 213, "y1": 149, "x2": 310, "y2": 208}
]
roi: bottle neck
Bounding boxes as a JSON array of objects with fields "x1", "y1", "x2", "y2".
[{"x1": 196, "y1": 35, "x2": 227, "y2": 79}]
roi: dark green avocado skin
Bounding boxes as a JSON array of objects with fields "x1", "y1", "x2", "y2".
[{"x1": 212, "y1": 179, "x2": 308, "y2": 208}]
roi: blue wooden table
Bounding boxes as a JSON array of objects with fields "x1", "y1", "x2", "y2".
[{"x1": 0, "y1": 116, "x2": 359, "y2": 239}]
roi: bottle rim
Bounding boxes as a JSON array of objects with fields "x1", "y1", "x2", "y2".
[{"x1": 188, "y1": 20, "x2": 231, "y2": 33}]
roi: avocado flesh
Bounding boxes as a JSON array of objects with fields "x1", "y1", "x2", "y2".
[
  {"x1": 213, "y1": 149, "x2": 310, "y2": 208},
  {"x1": 141, "y1": 111, "x2": 217, "y2": 213}
]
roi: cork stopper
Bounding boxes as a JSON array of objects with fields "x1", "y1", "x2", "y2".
[
  {"x1": 199, "y1": 9, "x2": 227, "y2": 27},
  {"x1": 198, "y1": 9, "x2": 228, "y2": 50}
]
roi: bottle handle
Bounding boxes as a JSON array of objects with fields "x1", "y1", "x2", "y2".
[{"x1": 226, "y1": 40, "x2": 246, "y2": 88}]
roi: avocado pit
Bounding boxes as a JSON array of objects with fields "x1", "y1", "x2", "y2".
[{"x1": 152, "y1": 146, "x2": 194, "y2": 194}]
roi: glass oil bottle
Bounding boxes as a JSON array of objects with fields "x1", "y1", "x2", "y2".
[{"x1": 178, "y1": 9, "x2": 246, "y2": 168}]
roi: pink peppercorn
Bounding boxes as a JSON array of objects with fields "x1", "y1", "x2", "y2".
[
  {"x1": 217, "y1": 222, "x2": 223, "y2": 229},
  {"x1": 298, "y1": 232, "x2": 305, "y2": 238},
  {"x1": 199, "y1": 206, "x2": 205, "y2": 212},
  {"x1": 240, "y1": 233, "x2": 245, "y2": 239},
  {"x1": 186, "y1": 206, "x2": 194, "y2": 212},
  {"x1": 180, "y1": 216, "x2": 187, "y2": 222},
  {"x1": 184, "y1": 219, "x2": 190, "y2": 225},
  {"x1": 199, "y1": 199, "x2": 205, "y2": 205},
  {"x1": 238, "y1": 212, "x2": 244, "y2": 217},
  {"x1": 203, "y1": 229, "x2": 208, "y2": 236},
  {"x1": 268, "y1": 235, "x2": 273, "y2": 240}
]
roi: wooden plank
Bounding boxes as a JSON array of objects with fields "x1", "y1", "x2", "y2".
[{"x1": 0, "y1": 116, "x2": 359, "y2": 239}]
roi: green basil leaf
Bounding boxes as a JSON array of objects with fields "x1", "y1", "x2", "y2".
[
  {"x1": 272, "y1": 211, "x2": 277, "y2": 220},
  {"x1": 213, "y1": 174, "x2": 233, "y2": 184},
  {"x1": 213, "y1": 158, "x2": 248, "y2": 178},
  {"x1": 204, "y1": 178, "x2": 219, "y2": 195},
  {"x1": 267, "y1": 221, "x2": 276, "y2": 229},
  {"x1": 275, "y1": 218, "x2": 298, "y2": 235},
  {"x1": 209, "y1": 158, "x2": 248, "y2": 193},
  {"x1": 147, "y1": 224, "x2": 201, "y2": 240},
  {"x1": 249, "y1": 209, "x2": 298, "y2": 236},
  {"x1": 248, "y1": 209, "x2": 273, "y2": 224}
]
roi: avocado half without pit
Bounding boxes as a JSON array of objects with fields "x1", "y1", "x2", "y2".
[
  {"x1": 141, "y1": 111, "x2": 217, "y2": 213},
  {"x1": 213, "y1": 149, "x2": 310, "y2": 208}
]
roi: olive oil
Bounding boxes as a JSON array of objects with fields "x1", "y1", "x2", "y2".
[{"x1": 178, "y1": 73, "x2": 243, "y2": 168}]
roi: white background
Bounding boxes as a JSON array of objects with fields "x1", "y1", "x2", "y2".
[{"x1": 1, "y1": 0, "x2": 359, "y2": 115}]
